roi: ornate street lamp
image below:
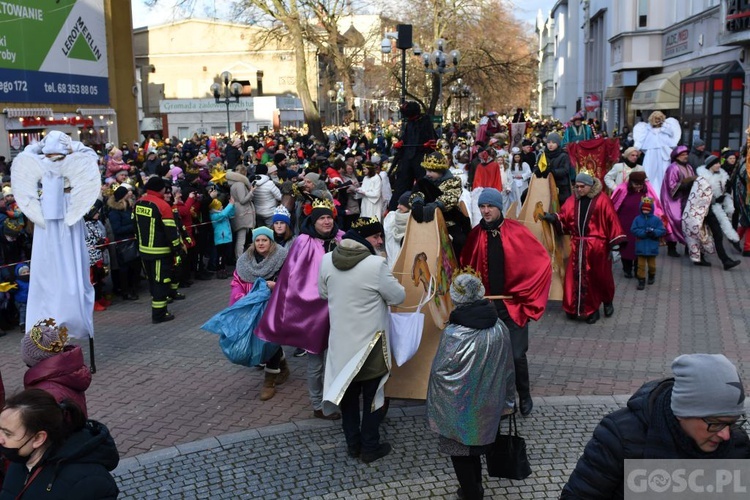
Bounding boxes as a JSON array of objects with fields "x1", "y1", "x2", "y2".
[
  {"x1": 210, "y1": 71, "x2": 243, "y2": 135},
  {"x1": 421, "y1": 39, "x2": 460, "y2": 126},
  {"x1": 449, "y1": 78, "x2": 471, "y2": 122}
]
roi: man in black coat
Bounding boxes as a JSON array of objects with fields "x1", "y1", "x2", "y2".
[
  {"x1": 389, "y1": 101, "x2": 437, "y2": 211},
  {"x1": 562, "y1": 354, "x2": 750, "y2": 499}
]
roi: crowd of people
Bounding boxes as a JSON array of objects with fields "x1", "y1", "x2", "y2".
[{"x1": 0, "y1": 102, "x2": 748, "y2": 498}]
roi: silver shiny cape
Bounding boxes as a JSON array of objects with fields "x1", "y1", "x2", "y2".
[{"x1": 426, "y1": 319, "x2": 516, "y2": 447}]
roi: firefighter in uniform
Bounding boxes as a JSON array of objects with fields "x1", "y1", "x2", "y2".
[{"x1": 135, "y1": 176, "x2": 184, "y2": 323}]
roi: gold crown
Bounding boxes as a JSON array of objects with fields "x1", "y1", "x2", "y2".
[
  {"x1": 311, "y1": 198, "x2": 335, "y2": 211},
  {"x1": 30, "y1": 318, "x2": 68, "y2": 354},
  {"x1": 351, "y1": 216, "x2": 379, "y2": 229},
  {"x1": 451, "y1": 265, "x2": 482, "y2": 285},
  {"x1": 578, "y1": 168, "x2": 595, "y2": 177},
  {"x1": 421, "y1": 153, "x2": 449, "y2": 171}
]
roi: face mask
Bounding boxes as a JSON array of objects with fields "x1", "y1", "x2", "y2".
[{"x1": 0, "y1": 435, "x2": 34, "y2": 464}]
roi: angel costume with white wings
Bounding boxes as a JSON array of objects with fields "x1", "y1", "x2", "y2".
[
  {"x1": 633, "y1": 117, "x2": 681, "y2": 199},
  {"x1": 12, "y1": 131, "x2": 101, "y2": 339}
]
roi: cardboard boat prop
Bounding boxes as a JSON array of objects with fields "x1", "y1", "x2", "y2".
[
  {"x1": 386, "y1": 209, "x2": 457, "y2": 400},
  {"x1": 516, "y1": 175, "x2": 567, "y2": 301}
]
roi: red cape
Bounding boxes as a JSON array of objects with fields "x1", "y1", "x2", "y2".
[{"x1": 460, "y1": 219, "x2": 552, "y2": 327}]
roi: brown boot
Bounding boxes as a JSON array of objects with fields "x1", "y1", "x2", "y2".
[
  {"x1": 259, "y1": 372, "x2": 277, "y2": 401},
  {"x1": 276, "y1": 358, "x2": 290, "y2": 385}
]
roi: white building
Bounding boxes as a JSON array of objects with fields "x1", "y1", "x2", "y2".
[{"x1": 538, "y1": 0, "x2": 748, "y2": 150}]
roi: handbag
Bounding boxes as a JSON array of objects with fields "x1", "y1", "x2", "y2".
[
  {"x1": 388, "y1": 277, "x2": 434, "y2": 366},
  {"x1": 486, "y1": 413, "x2": 532, "y2": 480},
  {"x1": 116, "y1": 239, "x2": 140, "y2": 263}
]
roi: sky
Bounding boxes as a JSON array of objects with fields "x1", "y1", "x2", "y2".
[{"x1": 131, "y1": 0, "x2": 558, "y2": 29}]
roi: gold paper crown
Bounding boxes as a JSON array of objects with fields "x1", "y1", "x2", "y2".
[
  {"x1": 578, "y1": 168, "x2": 594, "y2": 178},
  {"x1": 451, "y1": 265, "x2": 482, "y2": 285},
  {"x1": 421, "y1": 152, "x2": 449, "y2": 171},
  {"x1": 351, "y1": 216, "x2": 379, "y2": 229},
  {"x1": 30, "y1": 318, "x2": 68, "y2": 354},
  {"x1": 311, "y1": 198, "x2": 335, "y2": 211}
]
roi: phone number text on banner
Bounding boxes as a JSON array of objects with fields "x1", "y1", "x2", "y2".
[{"x1": 0, "y1": 68, "x2": 109, "y2": 105}]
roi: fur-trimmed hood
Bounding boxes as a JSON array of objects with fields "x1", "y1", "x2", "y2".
[
  {"x1": 696, "y1": 166, "x2": 730, "y2": 198},
  {"x1": 574, "y1": 177, "x2": 603, "y2": 199},
  {"x1": 106, "y1": 195, "x2": 131, "y2": 211}
]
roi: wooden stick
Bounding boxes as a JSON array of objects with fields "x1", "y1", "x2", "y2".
[{"x1": 484, "y1": 295, "x2": 512, "y2": 300}]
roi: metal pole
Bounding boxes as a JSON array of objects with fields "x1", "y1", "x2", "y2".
[
  {"x1": 400, "y1": 48, "x2": 407, "y2": 104},
  {"x1": 225, "y1": 100, "x2": 231, "y2": 135}
]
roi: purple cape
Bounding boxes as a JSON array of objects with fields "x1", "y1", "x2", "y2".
[{"x1": 255, "y1": 231, "x2": 342, "y2": 354}]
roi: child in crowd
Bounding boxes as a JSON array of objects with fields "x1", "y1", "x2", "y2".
[
  {"x1": 14, "y1": 263, "x2": 29, "y2": 331},
  {"x1": 209, "y1": 197, "x2": 235, "y2": 279},
  {"x1": 630, "y1": 196, "x2": 666, "y2": 290}
]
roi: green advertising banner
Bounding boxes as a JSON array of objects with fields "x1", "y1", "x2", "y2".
[{"x1": 0, "y1": 0, "x2": 109, "y2": 104}]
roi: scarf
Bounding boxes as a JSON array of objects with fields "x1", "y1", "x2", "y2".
[
  {"x1": 624, "y1": 158, "x2": 639, "y2": 169},
  {"x1": 480, "y1": 217, "x2": 505, "y2": 296},
  {"x1": 448, "y1": 299, "x2": 498, "y2": 330},
  {"x1": 235, "y1": 245, "x2": 288, "y2": 283}
]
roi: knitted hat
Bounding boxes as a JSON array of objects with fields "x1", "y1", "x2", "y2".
[
  {"x1": 2, "y1": 186, "x2": 12, "y2": 197},
  {"x1": 144, "y1": 176, "x2": 166, "y2": 192},
  {"x1": 273, "y1": 151, "x2": 287, "y2": 165},
  {"x1": 209, "y1": 199, "x2": 223, "y2": 211},
  {"x1": 671, "y1": 145, "x2": 689, "y2": 162},
  {"x1": 21, "y1": 318, "x2": 69, "y2": 367},
  {"x1": 304, "y1": 172, "x2": 321, "y2": 183},
  {"x1": 256, "y1": 164, "x2": 268, "y2": 175},
  {"x1": 671, "y1": 354, "x2": 746, "y2": 418},
  {"x1": 547, "y1": 133, "x2": 562, "y2": 146},
  {"x1": 271, "y1": 206, "x2": 291, "y2": 226},
  {"x1": 623, "y1": 147, "x2": 639, "y2": 158},
  {"x1": 477, "y1": 188, "x2": 504, "y2": 209},
  {"x1": 693, "y1": 138, "x2": 705, "y2": 148},
  {"x1": 640, "y1": 196, "x2": 654, "y2": 214},
  {"x1": 450, "y1": 272, "x2": 486, "y2": 306},
  {"x1": 629, "y1": 171, "x2": 647, "y2": 184},
  {"x1": 16, "y1": 264, "x2": 29, "y2": 277},
  {"x1": 252, "y1": 226, "x2": 274, "y2": 241},
  {"x1": 351, "y1": 217, "x2": 383, "y2": 238},
  {"x1": 397, "y1": 191, "x2": 412, "y2": 209},
  {"x1": 113, "y1": 186, "x2": 129, "y2": 202},
  {"x1": 575, "y1": 172, "x2": 594, "y2": 186},
  {"x1": 705, "y1": 155, "x2": 721, "y2": 169}
]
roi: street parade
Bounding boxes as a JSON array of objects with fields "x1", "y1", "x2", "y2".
[{"x1": 3, "y1": 0, "x2": 750, "y2": 498}]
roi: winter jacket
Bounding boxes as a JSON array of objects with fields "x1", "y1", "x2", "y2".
[
  {"x1": 630, "y1": 204, "x2": 666, "y2": 257},
  {"x1": 0, "y1": 420, "x2": 119, "y2": 500},
  {"x1": 253, "y1": 175, "x2": 282, "y2": 218},
  {"x1": 23, "y1": 345, "x2": 92, "y2": 417},
  {"x1": 13, "y1": 263, "x2": 29, "y2": 303},
  {"x1": 106, "y1": 197, "x2": 136, "y2": 241},
  {"x1": 226, "y1": 171, "x2": 255, "y2": 231},
  {"x1": 535, "y1": 147, "x2": 573, "y2": 204},
  {"x1": 210, "y1": 203, "x2": 235, "y2": 245},
  {"x1": 561, "y1": 379, "x2": 750, "y2": 499}
]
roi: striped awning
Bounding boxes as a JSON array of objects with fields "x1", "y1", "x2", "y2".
[
  {"x1": 2, "y1": 107, "x2": 54, "y2": 118},
  {"x1": 76, "y1": 107, "x2": 116, "y2": 116}
]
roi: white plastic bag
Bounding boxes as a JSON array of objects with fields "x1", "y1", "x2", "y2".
[{"x1": 389, "y1": 278, "x2": 434, "y2": 366}]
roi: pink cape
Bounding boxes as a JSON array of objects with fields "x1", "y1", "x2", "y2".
[{"x1": 255, "y1": 231, "x2": 343, "y2": 354}]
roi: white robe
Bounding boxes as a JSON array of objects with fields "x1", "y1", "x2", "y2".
[
  {"x1": 12, "y1": 136, "x2": 100, "y2": 339},
  {"x1": 383, "y1": 210, "x2": 410, "y2": 269},
  {"x1": 359, "y1": 175, "x2": 383, "y2": 220},
  {"x1": 633, "y1": 118, "x2": 681, "y2": 199}
]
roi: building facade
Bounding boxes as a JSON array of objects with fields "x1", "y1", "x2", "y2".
[
  {"x1": 0, "y1": 0, "x2": 139, "y2": 160},
  {"x1": 540, "y1": 0, "x2": 748, "y2": 151}
]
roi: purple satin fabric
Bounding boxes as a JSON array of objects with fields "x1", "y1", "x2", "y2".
[
  {"x1": 660, "y1": 162, "x2": 694, "y2": 244},
  {"x1": 255, "y1": 231, "x2": 342, "y2": 354}
]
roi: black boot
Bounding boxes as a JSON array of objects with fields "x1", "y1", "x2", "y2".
[
  {"x1": 603, "y1": 302, "x2": 615, "y2": 317},
  {"x1": 647, "y1": 274, "x2": 655, "y2": 285},
  {"x1": 637, "y1": 279, "x2": 646, "y2": 290},
  {"x1": 694, "y1": 255, "x2": 712, "y2": 267},
  {"x1": 724, "y1": 259, "x2": 741, "y2": 271},
  {"x1": 586, "y1": 310, "x2": 600, "y2": 324},
  {"x1": 667, "y1": 242, "x2": 680, "y2": 258}
]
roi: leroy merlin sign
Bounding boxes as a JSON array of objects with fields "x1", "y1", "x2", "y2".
[{"x1": 0, "y1": 0, "x2": 109, "y2": 105}]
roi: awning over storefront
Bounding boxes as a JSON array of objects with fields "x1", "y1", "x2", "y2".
[
  {"x1": 631, "y1": 71, "x2": 689, "y2": 110},
  {"x1": 2, "y1": 108, "x2": 54, "y2": 118},
  {"x1": 604, "y1": 86, "x2": 625, "y2": 100},
  {"x1": 76, "y1": 108, "x2": 116, "y2": 116}
]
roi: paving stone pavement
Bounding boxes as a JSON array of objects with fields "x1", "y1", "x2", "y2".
[
  {"x1": 1, "y1": 248, "x2": 750, "y2": 496},
  {"x1": 112, "y1": 399, "x2": 625, "y2": 499}
]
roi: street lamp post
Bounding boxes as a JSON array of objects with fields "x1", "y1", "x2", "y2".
[
  {"x1": 421, "y1": 39, "x2": 460, "y2": 126},
  {"x1": 449, "y1": 78, "x2": 471, "y2": 122},
  {"x1": 381, "y1": 24, "x2": 415, "y2": 107},
  {"x1": 210, "y1": 71, "x2": 243, "y2": 135}
]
